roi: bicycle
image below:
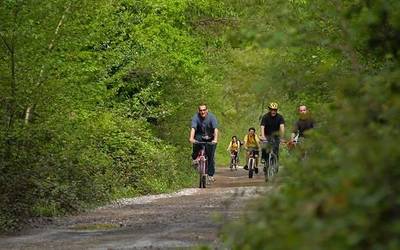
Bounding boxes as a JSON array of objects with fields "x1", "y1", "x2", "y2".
[
  {"x1": 289, "y1": 133, "x2": 307, "y2": 161},
  {"x1": 193, "y1": 141, "x2": 215, "y2": 188},
  {"x1": 260, "y1": 139, "x2": 279, "y2": 181},
  {"x1": 229, "y1": 152, "x2": 238, "y2": 171},
  {"x1": 246, "y1": 149, "x2": 259, "y2": 178}
]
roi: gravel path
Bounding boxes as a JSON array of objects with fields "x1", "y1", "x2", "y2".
[{"x1": 0, "y1": 167, "x2": 270, "y2": 249}]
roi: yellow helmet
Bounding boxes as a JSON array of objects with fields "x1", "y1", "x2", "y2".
[{"x1": 268, "y1": 102, "x2": 279, "y2": 110}]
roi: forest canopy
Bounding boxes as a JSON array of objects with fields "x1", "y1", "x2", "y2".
[{"x1": 1, "y1": 1, "x2": 399, "y2": 249}]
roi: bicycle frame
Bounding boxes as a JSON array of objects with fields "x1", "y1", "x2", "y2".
[
  {"x1": 260, "y1": 139, "x2": 279, "y2": 180},
  {"x1": 197, "y1": 146, "x2": 207, "y2": 176},
  {"x1": 230, "y1": 152, "x2": 238, "y2": 170},
  {"x1": 194, "y1": 141, "x2": 215, "y2": 188},
  {"x1": 247, "y1": 149, "x2": 258, "y2": 178},
  {"x1": 290, "y1": 135, "x2": 308, "y2": 161}
]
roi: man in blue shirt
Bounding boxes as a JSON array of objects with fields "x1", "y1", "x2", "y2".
[{"x1": 189, "y1": 103, "x2": 219, "y2": 182}]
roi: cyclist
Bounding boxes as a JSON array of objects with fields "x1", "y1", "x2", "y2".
[
  {"x1": 289, "y1": 105, "x2": 314, "y2": 156},
  {"x1": 227, "y1": 136, "x2": 240, "y2": 169},
  {"x1": 290, "y1": 105, "x2": 314, "y2": 142},
  {"x1": 189, "y1": 103, "x2": 219, "y2": 182},
  {"x1": 243, "y1": 127, "x2": 261, "y2": 173},
  {"x1": 260, "y1": 102, "x2": 285, "y2": 170}
]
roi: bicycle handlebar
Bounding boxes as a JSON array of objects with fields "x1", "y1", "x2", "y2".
[
  {"x1": 260, "y1": 138, "x2": 283, "y2": 142},
  {"x1": 244, "y1": 148, "x2": 259, "y2": 152},
  {"x1": 260, "y1": 138, "x2": 287, "y2": 144},
  {"x1": 194, "y1": 141, "x2": 216, "y2": 145}
]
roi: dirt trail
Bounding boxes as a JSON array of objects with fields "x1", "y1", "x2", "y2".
[{"x1": 0, "y1": 167, "x2": 270, "y2": 249}]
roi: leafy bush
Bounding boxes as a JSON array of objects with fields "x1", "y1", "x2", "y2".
[
  {"x1": 0, "y1": 0, "x2": 227, "y2": 231},
  {"x1": 220, "y1": 0, "x2": 400, "y2": 249}
]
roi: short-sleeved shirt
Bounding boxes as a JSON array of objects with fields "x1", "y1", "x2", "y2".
[
  {"x1": 260, "y1": 113, "x2": 285, "y2": 136},
  {"x1": 293, "y1": 118, "x2": 314, "y2": 137},
  {"x1": 191, "y1": 112, "x2": 218, "y2": 141},
  {"x1": 230, "y1": 141, "x2": 239, "y2": 152},
  {"x1": 244, "y1": 134, "x2": 260, "y2": 149}
]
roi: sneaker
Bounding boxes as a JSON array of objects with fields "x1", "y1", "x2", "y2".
[
  {"x1": 243, "y1": 165, "x2": 248, "y2": 170},
  {"x1": 207, "y1": 176, "x2": 215, "y2": 183}
]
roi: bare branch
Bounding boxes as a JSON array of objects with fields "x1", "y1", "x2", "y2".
[
  {"x1": 25, "y1": 2, "x2": 72, "y2": 124},
  {"x1": 35, "y1": 2, "x2": 71, "y2": 88}
]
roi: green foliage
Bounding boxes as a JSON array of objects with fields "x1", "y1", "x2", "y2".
[
  {"x1": 3, "y1": 2, "x2": 398, "y2": 248},
  {"x1": 0, "y1": 0, "x2": 228, "y2": 231},
  {"x1": 219, "y1": 0, "x2": 400, "y2": 249}
]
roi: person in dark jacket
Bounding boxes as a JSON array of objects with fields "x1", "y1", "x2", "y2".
[
  {"x1": 290, "y1": 105, "x2": 314, "y2": 141},
  {"x1": 260, "y1": 102, "x2": 285, "y2": 161}
]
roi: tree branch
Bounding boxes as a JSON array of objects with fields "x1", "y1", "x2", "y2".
[
  {"x1": 35, "y1": 2, "x2": 71, "y2": 88},
  {"x1": 7, "y1": 6, "x2": 18, "y2": 130},
  {"x1": 0, "y1": 32, "x2": 12, "y2": 53},
  {"x1": 25, "y1": 2, "x2": 71, "y2": 124}
]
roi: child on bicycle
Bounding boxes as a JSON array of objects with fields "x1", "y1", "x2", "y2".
[
  {"x1": 227, "y1": 136, "x2": 240, "y2": 167},
  {"x1": 243, "y1": 127, "x2": 261, "y2": 173}
]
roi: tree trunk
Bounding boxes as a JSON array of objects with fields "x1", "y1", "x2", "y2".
[{"x1": 8, "y1": 45, "x2": 16, "y2": 129}]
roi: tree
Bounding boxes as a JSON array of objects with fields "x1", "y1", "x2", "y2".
[{"x1": 220, "y1": 1, "x2": 400, "y2": 249}]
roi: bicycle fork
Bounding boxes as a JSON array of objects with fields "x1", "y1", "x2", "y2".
[{"x1": 198, "y1": 155, "x2": 207, "y2": 188}]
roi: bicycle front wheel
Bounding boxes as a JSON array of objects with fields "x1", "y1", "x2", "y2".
[
  {"x1": 248, "y1": 158, "x2": 254, "y2": 179},
  {"x1": 234, "y1": 158, "x2": 238, "y2": 170},
  {"x1": 201, "y1": 175, "x2": 206, "y2": 188},
  {"x1": 267, "y1": 154, "x2": 278, "y2": 178},
  {"x1": 230, "y1": 157, "x2": 234, "y2": 170},
  {"x1": 198, "y1": 160, "x2": 207, "y2": 188}
]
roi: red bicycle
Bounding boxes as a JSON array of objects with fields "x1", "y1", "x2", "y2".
[{"x1": 193, "y1": 141, "x2": 215, "y2": 188}]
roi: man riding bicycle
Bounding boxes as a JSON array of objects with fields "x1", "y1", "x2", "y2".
[
  {"x1": 288, "y1": 105, "x2": 314, "y2": 156},
  {"x1": 189, "y1": 103, "x2": 219, "y2": 182},
  {"x1": 243, "y1": 127, "x2": 261, "y2": 173},
  {"x1": 260, "y1": 102, "x2": 285, "y2": 169},
  {"x1": 290, "y1": 105, "x2": 314, "y2": 142}
]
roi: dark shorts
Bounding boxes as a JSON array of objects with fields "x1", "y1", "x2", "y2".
[{"x1": 247, "y1": 148, "x2": 259, "y2": 157}]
